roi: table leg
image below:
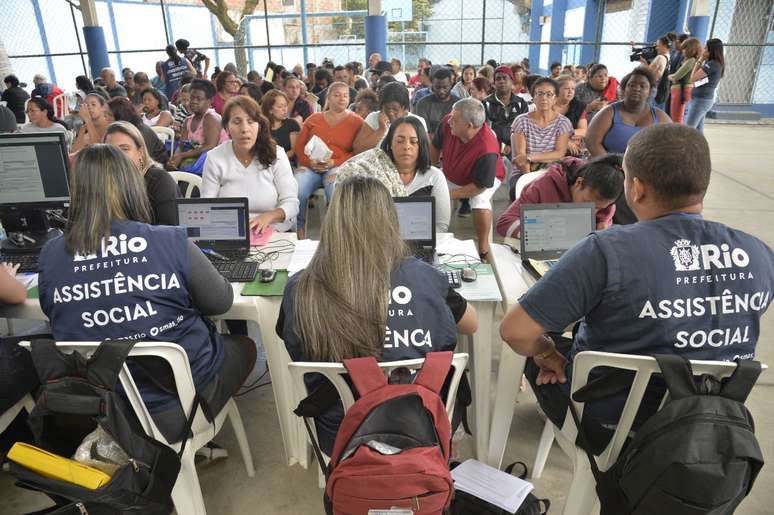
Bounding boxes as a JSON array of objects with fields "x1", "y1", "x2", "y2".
[
  {"x1": 486, "y1": 342, "x2": 527, "y2": 468},
  {"x1": 469, "y1": 301, "x2": 495, "y2": 461}
]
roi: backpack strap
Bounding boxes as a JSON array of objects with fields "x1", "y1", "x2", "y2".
[
  {"x1": 414, "y1": 351, "x2": 453, "y2": 395},
  {"x1": 30, "y1": 339, "x2": 135, "y2": 390},
  {"x1": 654, "y1": 354, "x2": 697, "y2": 400},
  {"x1": 85, "y1": 339, "x2": 137, "y2": 390},
  {"x1": 30, "y1": 338, "x2": 83, "y2": 383},
  {"x1": 720, "y1": 359, "x2": 762, "y2": 403},
  {"x1": 343, "y1": 356, "x2": 387, "y2": 396}
]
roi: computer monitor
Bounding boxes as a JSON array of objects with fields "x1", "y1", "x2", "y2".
[
  {"x1": 519, "y1": 203, "x2": 596, "y2": 260},
  {"x1": 175, "y1": 197, "x2": 250, "y2": 251},
  {"x1": 0, "y1": 132, "x2": 71, "y2": 207},
  {"x1": 393, "y1": 196, "x2": 435, "y2": 247}
]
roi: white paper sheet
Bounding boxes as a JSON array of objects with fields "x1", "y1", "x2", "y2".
[
  {"x1": 16, "y1": 273, "x2": 38, "y2": 290},
  {"x1": 451, "y1": 459, "x2": 534, "y2": 513},
  {"x1": 287, "y1": 239, "x2": 319, "y2": 276},
  {"x1": 436, "y1": 238, "x2": 479, "y2": 263}
]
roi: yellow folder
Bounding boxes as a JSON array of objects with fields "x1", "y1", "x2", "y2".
[{"x1": 7, "y1": 442, "x2": 113, "y2": 490}]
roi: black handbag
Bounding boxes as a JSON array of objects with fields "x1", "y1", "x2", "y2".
[{"x1": 450, "y1": 462, "x2": 550, "y2": 515}]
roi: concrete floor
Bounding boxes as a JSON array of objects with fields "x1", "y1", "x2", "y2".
[{"x1": 2, "y1": 123, "x2": 773, "y2": 514}]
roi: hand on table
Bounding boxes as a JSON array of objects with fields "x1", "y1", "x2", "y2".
[
  {"x1": 249, "y1": 213, "x2": 274, "y2": 233},
  {"x1": 534, "y1": 348, "x2": 569, "y2": 386}
]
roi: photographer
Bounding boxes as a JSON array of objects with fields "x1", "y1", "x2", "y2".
[{"x1": 640, "y1": 37, "x2": 670, "y2": 109}]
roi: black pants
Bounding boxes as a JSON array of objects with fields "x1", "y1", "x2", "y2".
[
  {"x1": 524, "y1": 337, "x2": 614, "y2": 455},
  {"x1": 137, "y1": 334, "x2": 257, "y2": 443}
]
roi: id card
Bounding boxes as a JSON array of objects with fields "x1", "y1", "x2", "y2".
[{"x1": 694, "y1": 77, "x2": 709, "y2": 88}]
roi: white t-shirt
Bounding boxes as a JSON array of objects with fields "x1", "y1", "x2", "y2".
[
  {"x1": 393, "y1": 71, "x2": 408, "y2": 84},
  {"x1": 364, "y1": 111, "x2": 428, "y2": 132},
  {"x1": 201, "y1": 142, "x2": 300, "y2": 232}
]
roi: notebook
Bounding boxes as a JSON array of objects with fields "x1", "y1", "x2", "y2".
[
  {"x1": 394, "y1": 196, "x2": 436, "y2": 264},
  {"x1": 519, "y1": 203, "x2": 595, "y2": 279}
]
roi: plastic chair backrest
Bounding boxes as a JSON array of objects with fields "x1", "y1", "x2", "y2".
[
  {"x1": 19, "y1": 341, "x2": 202, "y2": 446},
  {"x1": 514, "y1": 169, "x2": 547, "y2": 199},
  {"x1": 169, "y1": 171, "x2": 202, "y2": 199},
  {"x1": 568, "y1": 351, "x2": 768, "y2": 472},
  {"x1": 288, "y1": 353, "x2": 469, "y2": 424},
  {"x1": 151, "y1": 126, "x2": 176, "y2": 156},
  {"x1": 51, "y1": 93, "x2": 68, "y2": 119}
]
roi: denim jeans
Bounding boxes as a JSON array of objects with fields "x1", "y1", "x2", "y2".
[
  {"x1": 684, "y1": 96, "x2": 715, "y2": 132},
  {"x1": 295, "y1": 167, "x2": 336, "y2": 230}
]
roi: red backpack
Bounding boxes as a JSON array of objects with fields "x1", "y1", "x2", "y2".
[{"x1": 312, "y1": 352, "x2": 455, "y2": 515}]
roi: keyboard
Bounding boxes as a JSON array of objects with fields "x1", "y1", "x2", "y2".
[
  {"x1": 544, "y1": 259, "x2": 558, "y2": 269},
  {"x1": 210, "y1": 260, "x2": 258, "y2": 282},
  {"x1": 0, "y1": 252, "x2": 40, "y2": 273},
  {"x1": 414, "y1": 247, "x2": 435, "y2": 264},
  {"x1": 444, "y1": 269, "x2": 462, "y2": 289}
]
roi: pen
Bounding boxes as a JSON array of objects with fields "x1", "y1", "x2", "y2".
[{"x1": 202, "y1": 248, "x2": 228, "y2": 261}]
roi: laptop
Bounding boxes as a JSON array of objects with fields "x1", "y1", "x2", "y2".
[
  {"x1": 394, "y1": 196, "x2": 436, "y2": 264},
  {"x1": 519, "y1": 203, "x2": 595, "y2": 279},
  {"x1": 175, "y1": 197, "x2": 258, "y2": 282}
]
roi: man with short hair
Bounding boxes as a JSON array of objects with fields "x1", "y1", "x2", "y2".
[
  {"x1": 368, "y1": 53, "x2": 382, "y2": 70},
  {"x1": 413, "y1": 67, "x2": 458, "y2": 136},
  {"x1": 31, "y1": 74, "x2": 64, "y2": 107},
  {"x1": 430, "y1": 98, "x2": 504, "y2": 259},
  {"x1": 409, "y1": 58, "x2": 431, "y2": 87},
  {"x1": 500, "y1": 124, "x2": 774, "y2": 451},
  {"x1": 131, "y1": 72, "x2": 168, "y2": 107},
  {"x1": 122, "y1": 68, "x2": 135, "y2": 97},
  {"x1": 550, "y1": 62, "x2": 562, "y2": 79},
  {"x1": 333, "y1": 65, "x2": 352, "y2": 87},
  {"x1": 483, "y1": 65, "x2": 529, "y2": 156},
  {"x1": 391, "y1": 58, "x2": 408, "y2": 84},
  {"x1": 100, "y1": 68, "x2": 127, "y2": 98}
]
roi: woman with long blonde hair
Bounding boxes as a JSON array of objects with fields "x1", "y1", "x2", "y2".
[
  {"x1": 104, "y1": 121, "x2": 180, "y2": 225},
  {"x1": 277, "y1": 175, "x2": 477, "y2": 453}
]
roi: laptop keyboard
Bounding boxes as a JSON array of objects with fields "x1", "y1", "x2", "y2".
[
  {"x1": 0, "y1": 252, "x2": 40, "y2": 273},
  {"x1": 544, "y1": 259, "x2": 558, "y2": 269},
  {"x1": 414, "y1": 247, "x2": 435, "y2": 264}
]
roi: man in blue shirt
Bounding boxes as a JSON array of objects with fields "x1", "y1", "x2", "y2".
[{"x1": 500, "y1": 124, "x2": 774, "y2": 447}]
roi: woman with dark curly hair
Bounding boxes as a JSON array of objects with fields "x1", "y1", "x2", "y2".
[
  {"x1": 108, "y1": 96, "x2": 169, "y2": 165},
  {"x1": 141, "y1": 88, "x2": 173, "y2": 128},
  {"x1": 202, "y1": 96, "x2": 299, "y2": 233}
]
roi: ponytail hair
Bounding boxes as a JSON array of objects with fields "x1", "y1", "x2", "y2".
[
  {"x1": 565, "y1": 153, "x2": 624, "y2": 201},
  {"x1": 165, "y1": 44, "x2": 181, "y2": 65}
]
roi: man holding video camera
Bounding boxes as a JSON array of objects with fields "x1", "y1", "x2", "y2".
[{"x1": 632, "y1": 36, "x2": 670, "y2": 109}]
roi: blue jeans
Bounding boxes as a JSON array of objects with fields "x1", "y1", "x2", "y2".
[
  {"x1": 684, "y1": 96, "x2": 715, "y2": 132},
  {"x1": 295, "y1": 167, "x2": 336, "y2": 230}
]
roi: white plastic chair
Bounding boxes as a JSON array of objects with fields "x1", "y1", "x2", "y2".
[
  {"x1": 20, "y1": 341, "x2": 255, "y2": 515},
  {"x1": 0, "y1": 393, "x2": 35, "y2": 435},
  {"x1": 51, "y1": 93, "x2": 69, "y2": 119},
  {"x1": 530, "y1": 351, "x2": 767, "y2": 515},
  {"x1": 288, "y1": 353, "x2": 469, "y2": 487},
  {"x1": 152, "y1": 126, "x2": 176, "y2": 157},
  {"x1": 169, "y1": 171, "x2": 202, "y2": 198},
  {"x1": 513, "y1": 169, "x2": 547, "y2": 200}
]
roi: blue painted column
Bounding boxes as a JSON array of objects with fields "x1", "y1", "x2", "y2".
[
  {"x1": 83, "y1": 27, "x2": 110, "y2": 79},
  {"x1": 646, "y1": 0, "x2": 682, "y2": 42},
  {"x1": 300, "y1": 0, "x2": 309, "y2": 66},
  {"x1": 687, "y1": 16, "x2": 710, "y2": 43},
  {"x1": 528, "y1": 0, "x2": 544, "y2": 70},
  {"x1": 365, "y1": 16, "x2": 387, "y2": 63},
  {"x1": 30, "y1": 0, "x2": 56, "y2": 84},
  {"x1": 105, "y1": 0, "x2": 122, "y2": 72},
  {"x1": 581, "y1": 0, "x2": 603, "y2": 65},
  {"x1": 548, "y1": 0, "x2": 568, "y2": 66}
]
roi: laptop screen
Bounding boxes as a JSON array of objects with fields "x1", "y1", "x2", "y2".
[
  {"x1": 394, "y1": 197, "x2": 434, "y2": 244},
  {"x1": 521, "y1": 204, "x2": 595, "y2": 257},
  {"x1": 176, "y1": 199, "x2": 247, "y2": 244}
]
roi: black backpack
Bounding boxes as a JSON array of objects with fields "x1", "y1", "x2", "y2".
[
  {"x1": 654, "y1": 57, "x2": 671, "y2": 105},
  {"x1": 8, "y1": 339, "x2": 184, "y2": 515},
  {"x1": 571, "y1": 354, "x2": 764, "y2": 515}
]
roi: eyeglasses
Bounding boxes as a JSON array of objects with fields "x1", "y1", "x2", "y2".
[
  {"x1": 225, "y1": 80, "x2": 241, "y2": 85},
  {"x1": 534, "y1": 91, "x2": 556, "y2": 98}
]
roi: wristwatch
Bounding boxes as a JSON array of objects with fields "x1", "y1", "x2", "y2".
[{"x1": 535, "y1": 345, "x2": 556, "y2": 360}]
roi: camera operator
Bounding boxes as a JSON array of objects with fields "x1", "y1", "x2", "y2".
[{"x1": 638, "y1": 37, "x2": 670, "y2": 109}]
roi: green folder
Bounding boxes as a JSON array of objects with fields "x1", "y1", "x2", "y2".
[
  {"x1": 27, "y1": 287, "x2": 39, "y2": 299},
  {"x1": 240, "y1": 270, "x2": 289, "y2": 296}
]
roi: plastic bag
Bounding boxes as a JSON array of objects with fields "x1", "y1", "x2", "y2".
[{"x1": 73, "y1": 426, "x2": 130, "y2": 475}]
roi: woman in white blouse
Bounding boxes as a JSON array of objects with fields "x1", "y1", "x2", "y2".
[{"x1": 202, "y1": 96, "x2": 299, "y2": 233}]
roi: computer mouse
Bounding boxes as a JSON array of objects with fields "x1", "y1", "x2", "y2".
[
  {"x1": 461, "y1": 267, "x2": 477, "y2": 282},
  {"x1": 259, "y1": 269, "x2": 276, "y2": 283}
]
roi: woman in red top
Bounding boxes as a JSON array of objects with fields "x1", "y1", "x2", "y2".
[
  {"x1": 575, "y1": 64, "x2": 620, "y2": 121},
  {"x1": 496, "y1": 154, "x2": 624, "y2": 238},
  {"x1": 293, "y1": 81, "x2": 363, "y2": 238}
]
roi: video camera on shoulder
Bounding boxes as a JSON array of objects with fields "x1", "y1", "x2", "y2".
[{"x1": 630, "y1": 45, "x2": 658, "y2": 63}]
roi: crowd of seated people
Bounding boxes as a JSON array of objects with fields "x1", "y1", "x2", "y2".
[{"x1": 5, "y1": 35, "x2": 770, "y2": 505}]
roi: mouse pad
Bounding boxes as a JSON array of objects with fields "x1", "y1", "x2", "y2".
[
  {"x1": 250, "y1": 226, "x2": 274, "y2": 246},
  {"x1": 241, "y1": 269, "x2": 288, "y2": 296}
]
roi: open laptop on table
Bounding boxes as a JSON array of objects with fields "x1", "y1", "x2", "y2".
[
  {"x1": 519, "y1": 203, "x2": 595, "y2": 280},
  {"x1": 394, "y1": 196, "x2": 436, "y2": 264},
  {"x1": 175, "y1": 197, "x2": 258, "y2": 282}
]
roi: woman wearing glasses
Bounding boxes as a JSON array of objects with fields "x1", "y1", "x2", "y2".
[
  {"x1": 510, "y1": 78, "x2": 573, "y2": 184},
  {"x1": 212, "y1": 70, "x2": 241, "y2": 115}
]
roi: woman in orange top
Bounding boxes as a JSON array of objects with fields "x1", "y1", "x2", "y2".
[{"x1": 293, "y1": 81, "x2": 363, "y2": 238}]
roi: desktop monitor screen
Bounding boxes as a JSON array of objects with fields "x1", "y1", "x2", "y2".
[{"x1": 0, "y1": 133, "x2": 70, "y2": 206}]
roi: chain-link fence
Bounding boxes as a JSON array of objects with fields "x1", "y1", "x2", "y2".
[{"x1": 2, "y1": 0, "x2": 772, "y2": 107}]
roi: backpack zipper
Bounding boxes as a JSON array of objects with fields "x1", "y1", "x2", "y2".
[{"x1": 75, "y1": 502, "x2": 88, "y2": 515}]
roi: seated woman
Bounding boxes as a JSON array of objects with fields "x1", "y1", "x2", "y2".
[
  {"x1": 105, "y1": 121, "x2": 180, "y2": 225},
  {"x1": 211, "y1": 70, "x2": 240, "y2": 115},
  {"x1": 292, "y1": 82, "x2": 363, "y2": 239},
  {"x1": 469, "y1": 77, "x2": 491, "y2": 101},
  {"x1": 202, "y1": 96, "x2": 299, "y2": 233},
  {"x1": 20, "y1": 97, "x2": 68, "y2": 134},
  {"x1": 573, "y1": 64, "x2": 619, "y2": 121},
  {"x1": 585, "y1": 66, "x2": 670, "y2": 224},
  {"x1": 451, "y1": 65, "x2": 476, "y2": 99},
  {"x1": 351, "y1": 88, "x2": 379, "y2": 119},
  {"x1": 261, "y1": 90, "x2": 300, "y2": 163},
  {"x1": 239, "y1": 82, "x2": 263, "y2": 104},
  {"x1": 337, "y1": 116, "x2": 450, "y2": 232},
  {"x1": 277, "y1": 176, "x2": 477, "y2": 455},
  {"x1": 166, "y1": 79, "x2": 229, "y2": 173},
  {"x1": 496, "y1": 154, "x2": 624, "y2": 238},
  {"x1": 283, "y1": 76, "x2": 311, "y2": 126},
  {"x1": 72, "y1": 93, "x2": 111, "y2": 153},
  {"x1": 141, "y1": 88, "x2": 173, "y2": 128},
  {"x1": 553, "y1": 75, "x2": 588, "y2": 156},
  {"x1": 38, "y1": 145, "x2": 256, "y2": 443},
  {"x1": 108, "y1": 97, "x2": 169, "y2": 165},
  {"x1": 510, "y1": 78, "x2": 573, "y2": 199},
  {"x1": 353, "y1": 82, "x2": 427, "y2": 154}
]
